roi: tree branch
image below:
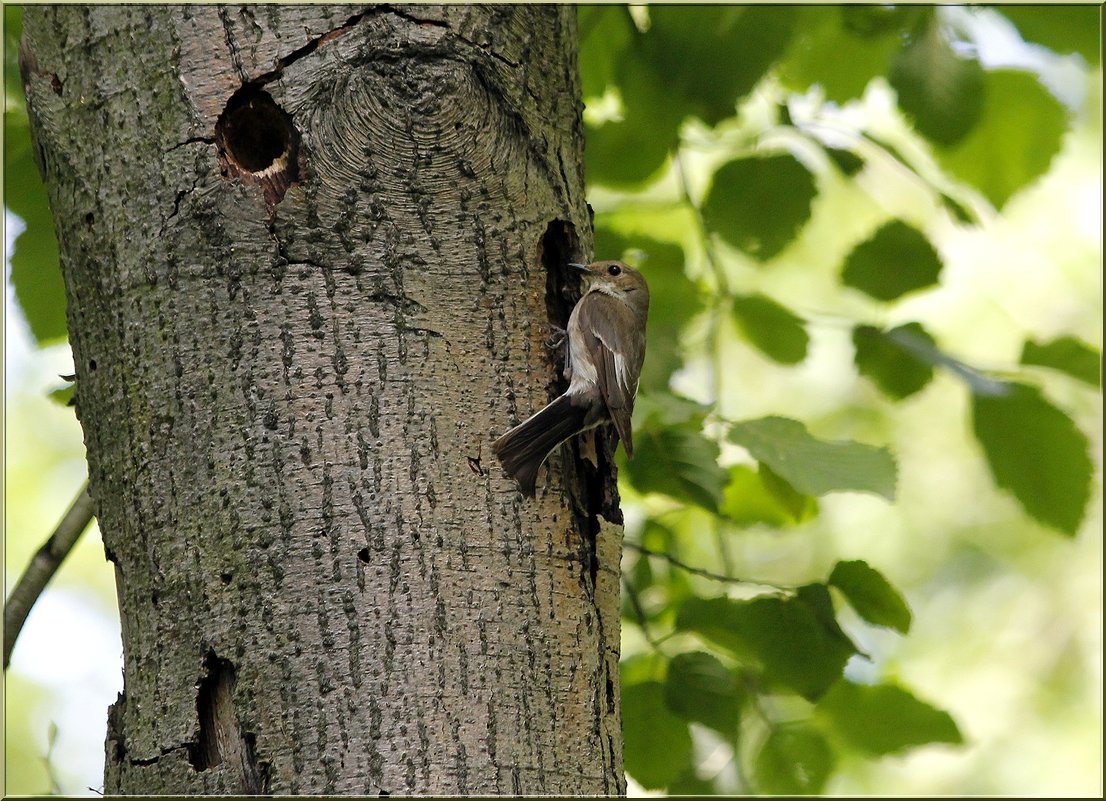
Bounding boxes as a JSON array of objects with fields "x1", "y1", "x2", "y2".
[
  {"x1": 624, "y1": 540, "x2": 792, "y2": 591},
  {"x1": 4, "y1": 482, "x2": 95, "y2": 669}
]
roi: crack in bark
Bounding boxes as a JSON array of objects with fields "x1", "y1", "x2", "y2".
[
  {"x1": 252, "y1": 8, "x2": 375, "y2": 85},
  {"x1": 380, "y1": 4, "x2": 450, "y2": 31},
  {"x1": 128, "y1": 743, "x2": 192, "y2": 767},
  {"x1": 162, "y1": 173, "x2": 203, "y2": 234},
  {"x1": 166, "y1": 136, "x2": 216, "y2": 154}
]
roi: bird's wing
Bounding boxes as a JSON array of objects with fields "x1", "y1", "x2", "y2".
[{"x1": 575, "y1": 292, "x2": 646, "y2": 456}]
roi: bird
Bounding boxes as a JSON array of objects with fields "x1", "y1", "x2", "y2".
[{"x1": 492, "y1": 260, "x2": 649, "y2": 496}]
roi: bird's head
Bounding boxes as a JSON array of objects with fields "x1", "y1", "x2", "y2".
[{"x1": 568, "y1": 260, "x2": 649, "y2": 300}]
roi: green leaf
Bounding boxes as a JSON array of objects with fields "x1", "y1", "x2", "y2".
[
  {"x1": 759, "y1": 464, "x2": 819, "y2": 523},
  {"x1": 889, "y1": 11, "x2": 985, "y2": 147},
  {"x1": 49, "y1": 382, "x2": 76, "y2": 407},
  {"x1": 585, "y1": 47, "x2": 683, "y2": 188},
  {"x1": 667, "y1": 770, "x2": 716, "y2": 795},
  {"x1": 825, "y1": 146, "x2": 865, "y2": 177},
  {"x1": 841, "y1": 5, "x2": 924, "y2": 38},
  {"x1": 842, "y1": 221, "x2": 943, "y2": 302},
  {"x1": 719, "y1": 465, "x2": 817, "y2": 528},
  {"x1": 971, "y1": 382, "x2": 1092, "y2": 535},
  {"x1": 1020, "y1": 336, "x2": 1101, "y2": 387},
  {"x1": 5, "y1": 5, "x2": 25, "y2": 112},
  {"x1": 853, "y1": 323, "x2": 936, "y2": 400},
  {"x1": 731, "y1": 293, "x2": 809, "y2": 365},
  {"x1": 728, "y1": 416, "x2": 897, "y2": 500},
  {"x1": 754, "y1": 725, "x2": 835, "y2": 795},
  {"x1": 703, "y1": 154, "x2": 817, "y2": 261},
  {"x1": 937, "y1": 69, "x2": 1068, "y2": 210},
  {"x1": 642, "y1": 6, "x2": 797, "y2": 125},
  {"x1": 633, "y1": 391, "x2": 710, "y2": 428},
  {"x1": 778, "y1": 6, "x2": 902, "y2": 105},
  {"x1": 577, "y1": 5, "x2": 634, "y2": 100},
  {"x1": 5, "y1": 113, "x2": 68, "y2": 344},
  {"x1": 828, "y1": 560, "x2": 912, "y2": 634},
  {"x1": 1001, "y1": 6, "x2": 1102, "y2": 65},
  {"x1": 622, "y1": 681, "x2": 694, "y2": 790},
  {"x1": 867, "y1": 323, "x2": 1009, "y2": 397},
  {"x1": 664, "y1": 651, "x2": 743, "y2": 736},
  {"x1": 676, "y1": 595, "x2": 856, "y2": 699},
  {"x1": 940, "y1": 192, "x2": 975, "y2": 224},
  {"x1": 583, "y1": 7, "x2": 797, "y2": 186},
  {"x1": 795, "y1": 583, "x2": 864, "y2": 658},
  {"x1": 816, "y1": 680, "x2": 963, "y2": 755},
  {"x1": 594, "y1": 227, "x2": 699, "y2": 392},
  {"x1": 624, "y1": 419, "x2": 729, "y2": 513}
]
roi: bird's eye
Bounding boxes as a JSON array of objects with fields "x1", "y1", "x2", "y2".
[{"x1": 607, "y1": 264, "x2": 622, "y2": 276}]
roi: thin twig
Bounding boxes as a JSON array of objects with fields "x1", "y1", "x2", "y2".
[
  {"x1": 624, "y1": 541, "x2": 792, "y2": 591},
  {"x1": 4, "y1": 482, "x2": 95, "y2": 669}
]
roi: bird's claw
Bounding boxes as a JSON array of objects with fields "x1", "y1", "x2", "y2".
[{"x1": 544, "y1": 325, "x2": 567, "y2": 351}]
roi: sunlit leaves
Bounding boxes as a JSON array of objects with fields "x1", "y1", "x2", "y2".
[
  {"x1": 825, "y1": 146, "x2": 865, "y2": 177},
  {"x1": 971, "y1": 382, "x2": 1093, "y2": 535},
  {"x1": 622, "y1": 681, "x2": 694, "y2": 789},
  {"x1": 829, "y1": 560, "x2": 912, "y2": 634},
  {"x1": 1000, "y1": 5, "x2": 1102, "y2": 65},
  {"x1": 731, "y1": 293, "x2": 809, "y2": 365},
  {"x1": 1020, "y1": 336, "x2": 1101, "y2": 387},
  {"x1": 577, "y1": 5, "x2": 634, "y2": 100},
  {"x1": 4, "y1": 5, "x2": 24, "y2": 111},
  {"x1": 584, "y1": 47, "x2": 684, "y2": 187},
  {"x1": 581, "y1": 6, "x2": 797, "y2": 188},
  {"x1": 720, "y1": 464, "x2": 818, "y2": 527},
  {"x1": 889, "y1": 10, "x2": 985, "y2": 147},
  {"x1": 729, "y1": 416, "x2": 897, "y2": 500},
  {"x1": 795, "y1": 583, "x2": 861, "y2": 655},
  {"x1": 571, "y1": 5, "x2": 1091, "y2": 794},
  {"x1": 937, "y1": 69, "x2": 1068, "y2": 210},
  {"x1": 778, "y1": 6, "x2": 903, "y2": 105},
  {"x1": 5, "y1": 114, "x2": 67, "y2": 345},
  {"x1": 853, "y1": 323, "x2": 937, "y2": 399},
  {"x1": 842, "y1": 221, "x2": 943, "y2": 301},
  {"x1": 625, "y1": 394, "x2": 729, "y2": 512},
  {"x1": 664, "y1": 651, "x2": 743, "y2": 736},
  {"x1": 5, "y1": 6, "x2": 68, "y2": 344},
  {"x1": 703, "y1": 154, "x2": 817, "y2": 261},
  {"x1": 676, "y1": 595, "x2": 856, "y2": 699},
  {"x1": 641, "y1": 6, "x2": 797, "y2": 126},
  {"x1": 754, "y1": 726, "x2": 835, "y2": 795},
  {"x1": 816, "y1": 681, "x2": 963, "y2": 754}
]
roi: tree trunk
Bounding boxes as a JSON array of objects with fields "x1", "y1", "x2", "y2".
[{"x1": 21, "y1": 5, "x2": 625, "y2": 795}]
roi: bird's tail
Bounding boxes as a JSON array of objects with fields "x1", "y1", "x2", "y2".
[{"x1": 492, "y1": 395, "x2": 589, "y2": 497}]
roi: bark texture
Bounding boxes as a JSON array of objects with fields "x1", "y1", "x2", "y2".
[{"x1": 22, "y1": 5, "x2": 625, "y2": 795}]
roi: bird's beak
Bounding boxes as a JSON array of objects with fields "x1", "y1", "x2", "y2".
[{"x1": 568, "y1": 262, "x2": 593, "y2": 273}]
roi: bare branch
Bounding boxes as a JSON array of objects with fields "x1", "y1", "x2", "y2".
[
  {"x1": 4, "y1": 482, "x2": 95, "y2": 669},
  {"x1": 624, "y1": 540, "x2": 793, "y2": 591}
]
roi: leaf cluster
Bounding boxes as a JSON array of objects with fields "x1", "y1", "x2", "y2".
[{"x1": 579, "y1": 4, "x2": 1100, "y2": 793}]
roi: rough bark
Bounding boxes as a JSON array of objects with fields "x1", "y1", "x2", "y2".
[{"x1": 21, "y1": 5, "x2": 625, "y2": 795}]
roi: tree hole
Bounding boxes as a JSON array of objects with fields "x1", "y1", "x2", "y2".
[
  {"x1": 188, "y1": 651, "x2": 236, "y2": 771},
  {"x1": 539, "y1": 219, "x2": 581, "y2": 343},
  {"x1": 215, "y1": 84, "x2": 301, "y2": 204}
]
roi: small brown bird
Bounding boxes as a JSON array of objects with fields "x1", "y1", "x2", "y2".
[{"x1": 493, "y1": 260, "x2": 650, "y2": 496}]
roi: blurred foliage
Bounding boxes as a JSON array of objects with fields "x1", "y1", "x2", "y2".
[
  {"x1": 578, "y1": 3, "x2": 1100, "y2": 794},
  {"x1": 3, "y1": 4, "x2": 1101, "y2": 796},
  {"x1": 4, "y1": 4, "x2": 66, "y2": 344}
]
